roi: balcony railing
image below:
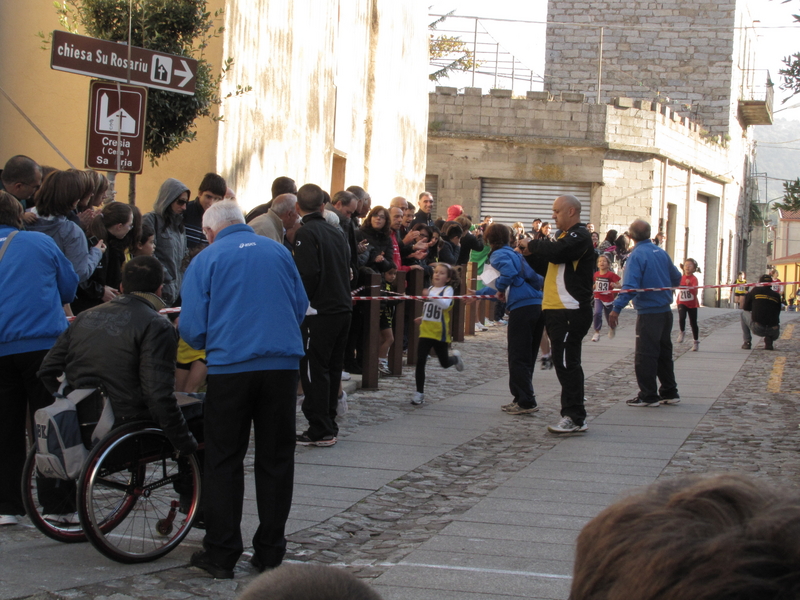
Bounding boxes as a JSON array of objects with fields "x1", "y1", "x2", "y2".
[{"x1": 739, "y1": 70, "x2": 774, "y2": 126}]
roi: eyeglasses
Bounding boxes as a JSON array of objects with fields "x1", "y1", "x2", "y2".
[{"x1": 175, "y1": 199, "x2": 188, "y2": 206}]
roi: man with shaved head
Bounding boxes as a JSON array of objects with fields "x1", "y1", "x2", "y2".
[
  {"x1": 523, "y1": 195, "x2": 594, "y2": 434},
  {"x1": 609, "y1": 219, "x2": 682, "y2": 408}
]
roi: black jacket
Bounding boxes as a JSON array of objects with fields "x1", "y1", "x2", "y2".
[
  {"x1": 294, "y1": 211, "x2": 352, "y2": 314},
  {"x1": 38, "y1": 293, "x2": 196, "y2": 453},
  {"x1": 439, "y1": 239, "x2": 460, "y2": 265},
  {"x1": 411, "y1": 210, "x2": 434, "y2": 228},
  {"x1": 356, "y1": 226, "x2": 395, "y2": 272},
  {"x1": 744, "y1": 286, "x2": 782, "y2": 327},
  {"x1": 457, "y1": 232, "x2": 484, "y2": 265}
]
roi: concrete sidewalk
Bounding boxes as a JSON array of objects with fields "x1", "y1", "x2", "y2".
[{"x1": 2, "y1": 307, "x2": 798, "y2": 600}]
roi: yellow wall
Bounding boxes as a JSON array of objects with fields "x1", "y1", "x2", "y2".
[{"x1": 0, "y1": 0, "x2": 224, "y2": 213}]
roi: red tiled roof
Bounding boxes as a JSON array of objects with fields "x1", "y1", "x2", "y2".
[
  {"x1": 772, "y1": 252, "x2": 800, "y2": 265},
  {"x1": 778, "y1": 209, "x2": 800, "y2": 220}
]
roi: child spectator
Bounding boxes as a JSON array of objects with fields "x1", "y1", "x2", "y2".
[
  {"x1": 133, "y1": 223, "x2": 156, "y2": 257},
  {"x1": 378, "y1": 267, "x2": 398, "y2": 375}
]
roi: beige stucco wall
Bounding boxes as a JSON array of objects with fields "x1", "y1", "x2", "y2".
[
  {"x1": 217, "y1": 0, "x2": 429, "y2": 212},
  {"x1": 1, "y1": 0, "x2": 429, "y2": 214}
]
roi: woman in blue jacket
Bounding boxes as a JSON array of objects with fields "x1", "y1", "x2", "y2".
[{"x1": 477, "y1": 223, "x2": 544, "y2": 415}]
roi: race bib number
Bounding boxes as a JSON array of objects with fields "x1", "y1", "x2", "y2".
[
  {"x1": 596, "y1": 279, "x2": 610, "y2": 293},
  {"x1": 736, "y1": 285, "x2": 746, "y2": 294},
  {"x1": 422, "y1": 302, "x2": 443, "y2": 322},
  {"x1": 772, "y1": 283, "x2": 781, "y2": 293},
  {"x1": 679, "y1": 289, "x2": 693, "y2": 302}
]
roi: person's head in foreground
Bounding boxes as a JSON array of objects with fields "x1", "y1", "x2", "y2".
[
  {"x1": 570, "y1": 473, "x2": 800, "y2": 600},
  {"x1": 238, "y1": 564, "x2": 383, "y2": 600}
]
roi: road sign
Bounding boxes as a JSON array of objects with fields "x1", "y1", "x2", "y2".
[
  {"x1": 51, "y1": 30, "x2": 197, "y2": 96},
  {"x1": 86, "y1": 81, "x2": 147, "y2": 174}
]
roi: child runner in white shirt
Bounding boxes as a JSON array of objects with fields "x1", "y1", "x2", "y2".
[{"x1": 412, "y1": 263, "x2": 464, "y2": 405}]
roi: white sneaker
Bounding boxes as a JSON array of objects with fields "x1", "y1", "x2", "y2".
[
  {"x1": 43, "y1": 512, "x2": 80, "y2": 525},
  {"x1": 411, "y1": 392, "x2": 425, "y2": 405},
  {"x1": 0, "y1": 515, "x2": 18, "y2": 526},
  {"x1": 608, "y1": 327, "x2": 616, "y2": 339},
  {"x1": 591, "y1": 332, "x2": 600, "y2": 342},
  {"x1": 378, "y1": 359, "x2": 391, "y2": 375},
  {"x1": 452, "y1": 349, "x2": 464, "y2": 372},
  {"x1": 341, "y1": 371, "x2": 351, "y2": 381},
  {"x1": 475, "y1": 322, "x2": 488, "y2": 332},
  {"x1": 547, "y1": 416, "x2": 588, "y2": 434},
  {"x1": 677, "y1": 331, "x2": 685, "y2": 343},
  {"x1": 692, "y1": 340, "x2": 699, "y2": 352},
  {"x1": 337, "y1": 391, "x2": 348, "y2": 416}
]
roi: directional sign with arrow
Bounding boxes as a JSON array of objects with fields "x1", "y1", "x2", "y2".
[{"x1": 51, "y1": 30, "x2": 197, "y2": 96}]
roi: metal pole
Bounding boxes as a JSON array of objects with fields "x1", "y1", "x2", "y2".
[
  {"x1": 597, "y1": 26, "x2": 604, "y2": 105},
  {"x1": 471, "y1": 18, "x2": 478, "y2": 87},
  {"x1": 494, "y1": 43, "x2": 499, "y2": 89},
  {"x1": 511, "y1": 56, "x2": 515, "y2": 96}
]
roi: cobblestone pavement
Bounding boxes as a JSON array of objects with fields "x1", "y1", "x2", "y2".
[{"x1": 3, "y1": 309, "x2": 798, "y2": 599}]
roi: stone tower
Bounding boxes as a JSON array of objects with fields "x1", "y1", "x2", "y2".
[{"x1": 544, "y1": 1, "x2": 765, "y2": 135}]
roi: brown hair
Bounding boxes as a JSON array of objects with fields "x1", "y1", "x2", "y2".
[
  {"x1": 361, "y1": 205, "x2": 391, "y2": 236},
  {"x1": 33, "y1": 170, "x2": 84, "y2": 217},
  {"x1": 571, "y1": 474, "x2": 800, "y2": 600},
  {"x1": 484, "y1": 222, "x2": 511, "y2": 249},
  {"x1": 87, "y1": 202, "x2": 133, "y2": 243},
  {"x1": 0, "y1": 190, "x2": 23, "y2": 228}
]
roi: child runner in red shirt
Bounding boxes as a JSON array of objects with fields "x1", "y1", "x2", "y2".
[
  {"x1": 591, "y1": 255, "x2": 621, "y2": 341},
  {"x1": 676, "y1": 258, "x2": 700, "y2": 351}
]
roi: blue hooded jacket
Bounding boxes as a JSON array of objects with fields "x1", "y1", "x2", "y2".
[
  {"x1": 476, "y1": 245, "x2": 543, "y2": 311},
  {"x1": 612, "y1": 239, "x2": 682, "y2": 314}
]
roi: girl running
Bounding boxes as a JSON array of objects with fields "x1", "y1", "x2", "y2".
[
  {"x1": 591, "y1": 255, "x2": 621, "y2": 341},
  {"x1": 412, "y1": 263, "x2": 464, "y2": 405},
  {"x1": 677, "y1": 258, "x2": 700, "y2": 351}
]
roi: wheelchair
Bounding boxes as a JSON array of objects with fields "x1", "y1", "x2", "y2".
[{"x1": 22, "y1": 414, "x2": 202, "y2": 564}]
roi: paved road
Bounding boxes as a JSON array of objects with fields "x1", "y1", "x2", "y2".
[{"x1": 2, "y1": 307, "x2": 798, "y2": 599}]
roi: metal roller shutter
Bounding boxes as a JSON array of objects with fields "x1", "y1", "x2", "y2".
[{"x1": 480, "y1": 178, "x2": 592, "y2": 227}]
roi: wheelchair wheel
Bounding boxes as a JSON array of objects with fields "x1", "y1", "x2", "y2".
[
  {"x1": 21, "y1": 446, "x2": 85, "y2": 543},
  {"x1": 77, "y1": 422, "x2": 201, "y2": 564}
]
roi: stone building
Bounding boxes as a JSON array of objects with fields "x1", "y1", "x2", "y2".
[
  {"x1": 0, "y1": 0, "x2": 429, "y2": 211},
  {"x1": 425, "y1": 0, "x2": 771, "y2": 306}
]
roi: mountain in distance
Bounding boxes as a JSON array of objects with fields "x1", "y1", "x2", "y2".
[{"x1": 753, "y1": 117, "x2": 800, "y2": 185}]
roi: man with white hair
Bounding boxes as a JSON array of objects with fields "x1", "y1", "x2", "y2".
[
  {"x1": 180, "y1": 200, "x2": 308, "y2": 579},
  {"x1": 250, "y1": 193, "x2": 298, "y2": 249}
]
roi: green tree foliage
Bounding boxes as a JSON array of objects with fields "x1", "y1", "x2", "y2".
[
  {"x1": 429, "y1": 11, "x2": 477, "y2": 83},
  {"x1": 45, "y1": 0, "x2": 248, "y2": 163},
  {"x1": 775, "y1": 177, "x2": 800, "y2": 212}
]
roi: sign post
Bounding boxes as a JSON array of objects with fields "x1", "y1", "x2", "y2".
[
  {"x1": 51, "y1": 30, "x2": 198, "y2": 95},
  {"x1": 85, "y1": 81, "x2": 147, "y2": 174}
]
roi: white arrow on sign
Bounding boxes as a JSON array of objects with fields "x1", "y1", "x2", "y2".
[{"x1": 174, "y1": 60, "x2": 194, "y2": 88}]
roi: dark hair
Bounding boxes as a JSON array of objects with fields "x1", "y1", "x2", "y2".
[
  {"x1": 571, "y1": 474, "x2": 800, "y2": 600},
  {"x1": 445, "y1": 224, "x2": 463, "y2": 240},
  {"x1": 484, "y1": 222, "x2": 511, "y2": 249},
  {"x1": 199, "y1": 172, "x2": 227, "y2": 197},
  {"x1": 121, "y1": 255, "x2": 163, "y2": 293},
  {"x1": 362, "y1": 205, "x2": 391, "y2": 235},
  {"x1": 604, "y1": 229, "x2": 618, "y2": 244},
  {"x1": 239, "y1": 564, "x2": 383, "y2": 600},
  {"x1": 139, "y1": 222, "x2": 155, "y2": 246},
  {"x1": 410, "y1": 223, "x2": 432, "y2": 240},
  {"x1": 87, "y1": 202, "x2": 133, "y2": 244},
  {"x1": 333, "y1": 190, "x2": 357, "y2": 208},
  {"x1": 406, "y1": 201, "x2": 415, "y2": 212},
  {"x1": 346, "y1": 185, "x2": 368, "y2": 201},
  {"x1": 0, "y1": 190, "x2": 23, "y2": 227},
  {"x1": 34, "y1": 170, "x2": 84, "y2": 217},
  {"x1": 296, "y1": 183, "x2": 325, "y2": 212},
  {"x1": 759, "y1": 273, "x2": 774, "y2": 283},
  {"x1": 271, "y1": 176, "x2": 297, "y2": 198},
  {"x1": 1, "y1": 155, "x2": 40, "y2": 186}
]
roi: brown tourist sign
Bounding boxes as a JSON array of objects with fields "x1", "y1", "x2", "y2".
[
  {"x1": 85, "y1": 81, "x2": 147, "y2": 174},
  {"x1": 51, "y1": 30, "x2": 197, "y2": 96}
]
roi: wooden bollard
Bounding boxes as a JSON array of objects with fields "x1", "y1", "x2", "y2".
[
  {"x1": 465, "y1": 261, "x2": 477, "y2": 336},
  {"x1": 406, "y1": 268, "x2": 424, "y2": 366},
  {"x1": 388, "y1": 270, "x2": 406, "y2": 376},
  {"x1": 361, "y1": 273, "x2": 381, "y2": 390}
]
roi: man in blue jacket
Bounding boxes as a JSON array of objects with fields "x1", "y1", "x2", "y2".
[
  {"x1": 180, "y1": 200, "x2": 308, "y2": 579},
  {"x1": 0, "y1": 191, "x2": 78, "y2": 526},
  {"x1": 609, "y1": 219, "x2": 682, "y2": 407}
]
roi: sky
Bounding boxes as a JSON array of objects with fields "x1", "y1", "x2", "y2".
[{"x1": 427, "y1": 0, "x2": 800, "y2": 122}]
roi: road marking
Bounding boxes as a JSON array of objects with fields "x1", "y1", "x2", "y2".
[
  {"x1": 781, "y1": 323, "x2": 794, "y2": 340},
  {"x1": 768, "y1": 356, "x2": 786, "y2": 393},
  {"x1": 375, "y1": 561, "x2": 573, "y2": 580}
]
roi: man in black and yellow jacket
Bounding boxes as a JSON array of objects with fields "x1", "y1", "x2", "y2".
[
  {"x1": 741, "y1": 274, "x2": 782, "y2": 350},
  {"x1": 524, "y1": 195, "x2": 594, "y2": 434}
]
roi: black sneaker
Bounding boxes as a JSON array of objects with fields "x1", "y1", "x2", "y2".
[
  {"x1": 659, "y1": 395, "x2": 681, "y2": 405},
  {"x1": 296, "y1": 433, "x2": 337, "y2": 447},
  {"x1": 626, "y1": 397, "x2": 660, "y2": 408},
  {"x1": 249, "y1": 554, "x2": 280, "y2": 573},
  {"x1": 741, "y1": 342, "x2": 751, "y2": 350},
  {"x1": 190, "y1": 551, "x2": 234, "y2": 580}
]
